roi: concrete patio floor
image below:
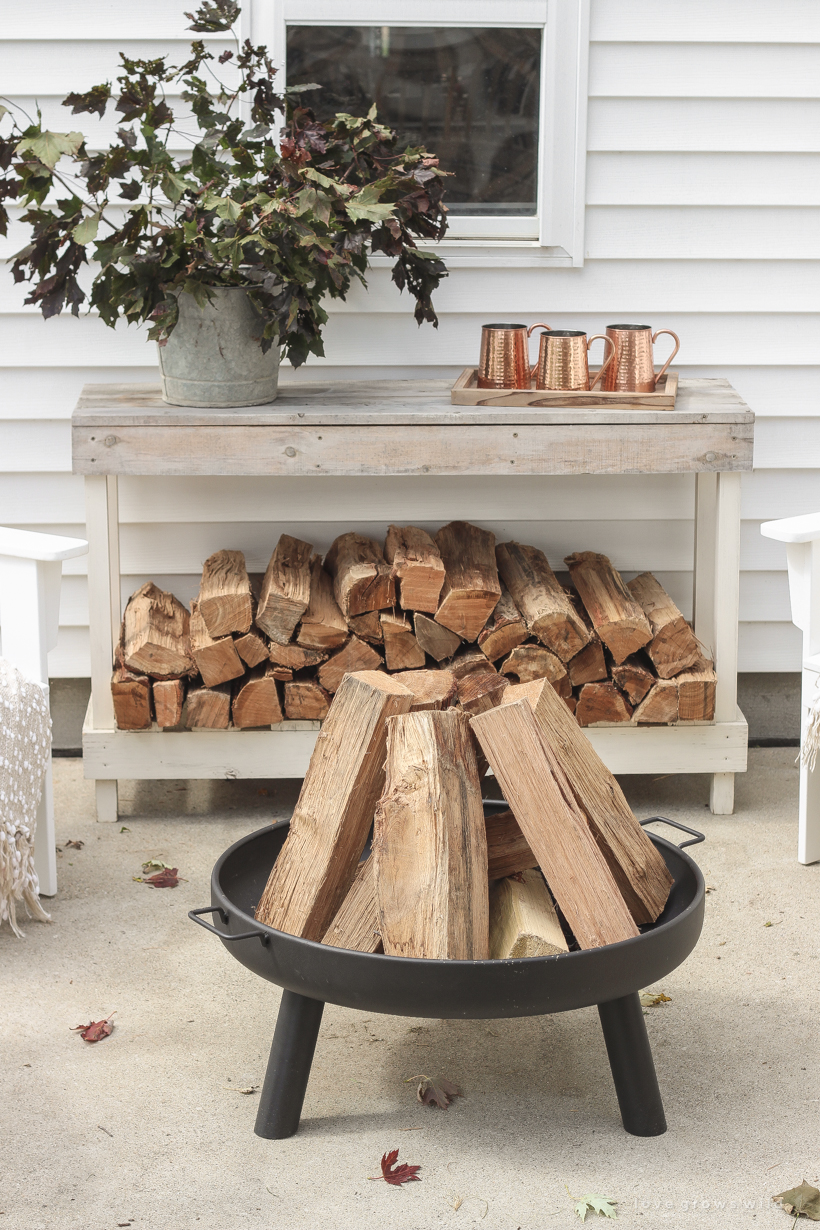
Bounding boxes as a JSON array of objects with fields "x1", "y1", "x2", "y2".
[{"x1": 2, "y1": 749, "x2": 818, "y2": 1230}]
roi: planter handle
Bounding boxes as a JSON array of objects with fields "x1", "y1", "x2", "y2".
[
  {"x1": 189, "y1": 905, "x2": 269, "y2": 945},
  {"x1": 639, "y1": 815, "x2": 705, "y2": 848}
]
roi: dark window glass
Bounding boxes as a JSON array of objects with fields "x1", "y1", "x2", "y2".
[{"x1": 286, "y1": 26, "x2": 542, "y2": 215}]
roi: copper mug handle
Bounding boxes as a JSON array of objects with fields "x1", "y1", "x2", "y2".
[
  {"x1": 527, "y1": 323, "x2": 551, "y2": 380},
  {"x1": 587, "y1": 334, "x2": 616, "y2": 390},
  {"x1": 652, "y1": 329, "x2": 680, "y2": 387}
]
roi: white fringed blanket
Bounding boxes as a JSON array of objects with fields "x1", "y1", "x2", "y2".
[{"x1": 0, "y1": 657, "x2": 52, "y2": 936}]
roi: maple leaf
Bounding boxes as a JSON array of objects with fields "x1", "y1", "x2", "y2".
[
  {"x1": 407, "y1": 1074, "x2": 462, "y2": 1110},
  {"x1": 573, "y1": 1193, "x2": 618, "y2": 1222},
  {"x1": 71, "y1": 1013, "x2": 115, "y2": 1043},
  {"x1": 144, "y1": 867, "x2": 181, "y2": 888},
  {"x1": 369, "y1": 1149, "x2": 421, "y2": 1186},
  {"x1": 774, "y1": 1182, "x2": 820, "y2": 1220},
  {"x1": 639, "y1": 991, "x2": 672, "y2": 1007},
  {"x1": 142, "y1": 859, "x2": 172, "y2": 872}
]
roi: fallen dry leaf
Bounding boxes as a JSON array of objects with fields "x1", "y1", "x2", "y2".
[
  {"x1": 71, "y1": 1013, "x2": 115, "y2": 1043},
  {"x1": 369, "y1": 1149, "x2": 421, "y2": 1186},
  {"x1": 142, "y1": 859, "x2": 172, "y2": 873},
  {"x1": 65, "y1": 839, "x2": 84, "y2": 850},
  {"x1": 224, "y1": 1085, "x2": 259, "y2": 1095},
  {"x1": 639, "y1": 991, "x2": 671, "y2": 1008},
  {"x1": 133, "y1": 867, "x2": 183, "y2": 888},
  {"x1": 405, "y1": 1074, "x2": 462, "y2": 1110},
  {"x1": 570, "y1": 1190, "x2": 618, "y2": 1222},
  {"x1": 774, "y1": 1182, "x2": 820, "y2": 1220}
]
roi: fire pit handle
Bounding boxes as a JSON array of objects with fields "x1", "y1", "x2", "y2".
[
  {"x1": 639, "y1": 816, "x2": 705, "y2": 849},
  {"x1": 189, "y1": 906, "x2": 269, "y2": 946}
]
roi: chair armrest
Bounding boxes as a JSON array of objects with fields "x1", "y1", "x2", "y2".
[
  {"x1": 0, "y1": 527, "x2": 88, "y2": 562},
  {"x1": 761, "y1": 513, "x2": 820, "y2": 544}
]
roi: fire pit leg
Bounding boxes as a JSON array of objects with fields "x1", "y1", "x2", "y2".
[
  {"x1": 597, "y1": 993, "x2": 666, "y2": 1136},
  {"x1": 254, "y1": 990, "x2": 325, "y2": 1140}
]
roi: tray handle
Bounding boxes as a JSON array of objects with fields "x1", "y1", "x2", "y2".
[
  {"x1": 188, "y1": 905, "x2": 269, "y2": 945},
  {"x1": 639, "y1": 815, "x2": 705, "y2": 849}
]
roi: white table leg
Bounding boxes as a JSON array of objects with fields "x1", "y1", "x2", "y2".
[
  {"x1": 693, "y1": 472, "x2": 717, "y2": 654},
  {"x1": 33, "y1": 760, "x2": 57, "y2": 896},
  {"x1": 710, "y1": 471, "x2": 743, "y2": 813},
  {"x1": 798, "y1": 664, "x2": 820, "y2": 864},
  {"x1": 95, "y1": 779, "x2": 119, "y2": 824},
  {"x1": 85, "y1": 476, "x2": 121, "y2": 820}
]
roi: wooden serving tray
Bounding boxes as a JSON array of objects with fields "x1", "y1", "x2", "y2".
[{"x1": 451, "y1": 369, "x2": 679, "y2": 409}]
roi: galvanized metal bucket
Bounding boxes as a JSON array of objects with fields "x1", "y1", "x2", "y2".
[{"x1": 158, "y1": 286, "x2": 280, "y2": 407}]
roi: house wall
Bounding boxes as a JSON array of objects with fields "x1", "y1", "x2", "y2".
[{"x1": 0, "y1": 0, "x2": 816, "y2": 696}]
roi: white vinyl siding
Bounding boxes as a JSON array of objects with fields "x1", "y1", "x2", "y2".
[{"x1": 0, "y1": 0, "x2": 817, "y2": 676}]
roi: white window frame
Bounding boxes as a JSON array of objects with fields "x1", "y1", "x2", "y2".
[{"x1": 251, "y1": 0, "x2": 590, "y2": 266}]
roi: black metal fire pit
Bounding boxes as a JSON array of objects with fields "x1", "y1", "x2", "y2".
[{"x1": 190, "y1": 809, "x2": 705, "y2": 1141}]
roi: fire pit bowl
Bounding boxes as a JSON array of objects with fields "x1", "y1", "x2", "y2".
[{"x1": 190, "y1": 810, "x2": 705, "y2": 1141}]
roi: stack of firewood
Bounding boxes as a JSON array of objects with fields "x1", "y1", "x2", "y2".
[
  {"x1": 110, "y1": 521, "x2": 715, "y2": 731},
  {"x1": 253, "y1": 669, "x2": 675, "y2": 958}
]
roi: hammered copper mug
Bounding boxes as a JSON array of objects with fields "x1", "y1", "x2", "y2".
[
  {"x1": 477, "y1": 322, "x2": 551, "y2": 389},
  {"x1": 602, "y1": 324, "x2": 680, "y2": 393},
  {"x1": 533, "y1": 329, "x2": 616, "y2": 391}
]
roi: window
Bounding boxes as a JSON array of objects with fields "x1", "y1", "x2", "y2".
[{"x1": 255, "y1": 1, "x2": 589, "y2": 264}]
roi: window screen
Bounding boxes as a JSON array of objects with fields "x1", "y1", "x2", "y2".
[{"x1": 286, "y1": 26, "x2": 542, "y2": 216}]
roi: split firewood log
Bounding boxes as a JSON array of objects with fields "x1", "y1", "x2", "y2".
[
  {"x1": 396, "y1": 668, "x2": 458, "y2": 712},
  {"x1": 256, "y1": 534, "x2": 313, "y2": 645},
  {"x1": 296, "y1": 555, "x2": 349, "y2": 652},
  {"x1": 189, "y1": 599, "x2": 245, "y2": 687},
  {"x1": 500, "y1": 643, "x2": 570, "y2": 696},
  {"x1": 233, "y1": 628, "x2": 269, "y2": 668},
  {"x1": 197, "y1": 549, "x2": 253, "y2": 638},
  {"x1": 374, "y1": 709, "x2": 489, "y2": 959},
  {"x1": 111, "y1": 664, "x2": 152, "y2": 730},
  {"x1": 270, "y1": 666, "x2": 293, "y2": 681},
  {"x1": 380, "y1": 612, "x2": 426, "y2": 671},
  {"x1": 477, "y1": 585, "x2": 528, "y2": 662},
  {"x1": 322, "y1": 857, "x2": 382, "y2": 954},
  {"x1": 565, "y1": 551, "x2": 652, "y2": 664},
  {"x1": 283, "y1": 679, "x2": 331, "y2": 721},
  {"x1": 457, "y1": 668, "x2": 509, "y2": 716},
  {"x1": 565, "y1": 593, "x2": 608, "y2": 686},
  {"x1": 485, "y1": 808, "x2": 537, "y2": 879},
  {"x1": 316, "y1": 635, "x2": 382, "y2": 694},
  {"x1": 611, "y1": 655, "x2": 655, "y2": 705},
  {"x1": 502, "y1": 678, "x2": 673, "y2": 923},
  {"x1": 489, "y1": 870, "x2": 569, "y2": 959},
  {"x1": 152, "y1": 678, "x2": 185, "y2": 728},
  {"x1": 122, "y1": 582, "x2": 194, "y2": 678},
  {"x1": 676, "y1": 654, "x2": 717, "y2": 721},
  {"x1": 434, "y1": 521, "x2": 501, "y2": 642},
  {"x1": 384, "y1": 524, "x2": 445, "y2": 613},
  {"x1": 347, "y1": 610, "x2": 383, "y2": 644},
  {"x1": 324, "y1": 532, "x2": 395, "y2": 617},
  {"x1": 496, "y1": 541, "x2": 589, "y2": 661},
  {"x1": 632, "y1": 680, "x2": 678, "y2": 724},
  {"x1": 232, "y1": 664, "x2": 283, "y2": 728},
  {"x1": 414, "y1": 613, "x2": 461, "y2": 661},
  {"x1": 186, "y1": 682, "x2": 231, "y2": 729},
  {"x1": 255, "y1": 671, "x2": 414, "y2": 939},
  {"x1": 449, "y1": 645, "x2": 495, "y2": 679},
  {"x1": 470, "y1": 700, "x2": 639, "y2": 948},
  {"x1": 627, "y1": 572, "x2": 701, "y2": 678},
  {"x1": 575, "y1": 681, "x2": 633, "y2": 725},
  {"x1": 268, "y1": 643, "x2": 328, "y2": 672}
]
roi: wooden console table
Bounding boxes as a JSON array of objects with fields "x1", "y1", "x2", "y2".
[{"x1": 72, "y1": 377, "x2": 753, "y2": 822}]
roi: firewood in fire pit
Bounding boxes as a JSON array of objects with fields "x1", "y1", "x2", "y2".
[
  {"x1": 485, "y1": 809, "x2": 537, "y2": 880},
  {"x1": 186, "y1": 682, "x2": 231, "y2": 728},
  {"x1": 316, "y1": 635, "x2": 382, "y2": 694},
  {"x1": 434, "y1": 521, "x2": 501, "y2": 642},
  {"x1": 565, "y1": 551, "x2": 652, "y2": 664},
  {"x1": 496, "y1": 541, "x2": 589, "y2": 661},
  {"x1": 502, "y1": 678, "x2": 673, "y2": 923},
  {"x1": 489, "y1": 869, "x2": 569, "y2": 959},
  {"x1": 111, "y1": 663, "x2": 152, "y2": 729},
  {"x1": 296, "y1": 556, "x2": 349, "y2": 652},
  {"x1": 257, "y1": 534, "x2": 314, "y2": 645},
  {"x1": 576, "y1": 681, "x2": 633, "y2": 726},
  {"x1": 189, "y1": 599, "x2": 245, "y2": 687},
  {"x1": 122, "y1": 582, "x2": 194, "y2": 678},
  {"x1": 232, "y1": 664, "x2": 283, "y2": 727},
  {"x1": 384, "y1": 524, "x2": 445, "y2": 613},
  {"x1": 470, "y1": 700, "x2": 639, "y2": 949},
  {"x1": 322, "y1": 858, "x2": 382, "y2": 954},
  {"x1": 284, "y1": 679, "x2": 331, "y2": 721},
  {"x1": 627, "y1": 572, "x2": 702, "y2": 679},
  {"x1": 396, "y1": 668, "x2": 457, "y2": 712},
  {"x1": 632, "y1": 679, "x2": 678, "y2": 725},
  {"x1": 255, "y1": 671, "x2": 414, "y2": 939},
  {"x1": 374, "y1": 709, "x2": 489, "y2": 959},
  {"x1": 197, "y1": 549, "x2": 253, "y2": 638},
  {"x1": 477, "y1": 585, "x2": 528, "y2": 662},
  {"x1": 325, "y1": 532, "x2": 395, "y2": 618},
  {"x1": 152, "y1": 677, "x2": 185, "y2": 728},
  {"x1": 380, "y1": 612, "x2": 425, "y2": 671}
]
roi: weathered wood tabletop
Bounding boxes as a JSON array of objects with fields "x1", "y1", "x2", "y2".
[{"x1": 72, "y1": 377, "x2": 754, "y2": 477}]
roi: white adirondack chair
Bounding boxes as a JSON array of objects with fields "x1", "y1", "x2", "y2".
[
  {"x1": 760, "y1": 513, "x2": 820, "y2": 864},
  {"x1": 0, "y1": 527, "x2": 89, "y2": 896}
]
